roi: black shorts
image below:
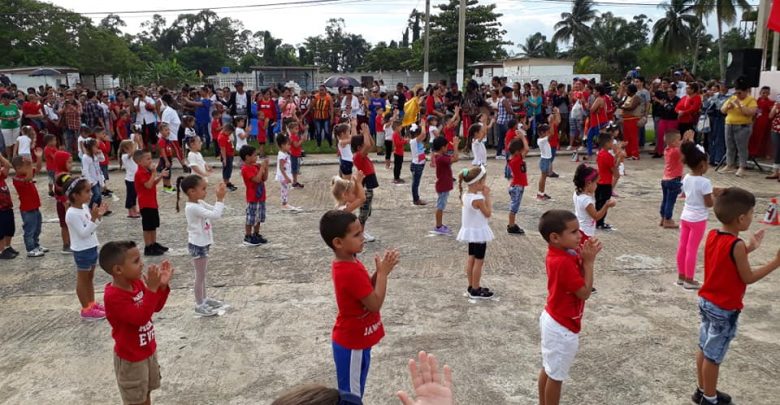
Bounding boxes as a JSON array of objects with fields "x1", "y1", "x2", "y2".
[
  {"x1": 140, "y1": 208, "x2": 160, "y2": 231},
  {"x1": 0, "y1": 209, "x2": 14, "y2": 238},
  {"x1": 468, "y1": 242, "x2": 487, "y2": 260}
]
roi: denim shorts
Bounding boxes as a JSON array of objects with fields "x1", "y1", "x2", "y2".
[
  {"x1": 698, "y1": 297, "x2": 740, "y2": 364},
  {"x1": 508, "y1": 185, "x2": 524, "y2": 214},
  {"x1": 436, "y1": 191, "x2": 449, "y2": 211},
  {"x1": 539, "y1": 157, "x2": 552, "y2": 174},
  {"x1": 339, "y1": 159, "x2": 353, "y2": 176},
  {"x1": 291, "y1": 156, "x2": 301, "y2": 174},
  {"x1": 188, "y1": 243, "x2": 210, "y2": 258},
  {"x1": 73, "y1": 246, "x2": 99, "y2": 271}
]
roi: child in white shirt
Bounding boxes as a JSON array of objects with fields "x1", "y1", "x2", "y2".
[
  {"x1": 185, "y1": 135, "x2": 212, "y2": 180},
  {"x1": 275, "y1": 135, "x2": 300, "y2": 211},
  {"x1": 119, "y1": 140, "x2": 139, "y2": 218},
  {"x1": 17, "y1": 126, "x2": 34, "y2": 160}
]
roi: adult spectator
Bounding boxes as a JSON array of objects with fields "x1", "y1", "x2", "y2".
[
  {"x1": 227, "y1": 80, "x2": 253, "y2": 123},
  {"x1": 673, "y1": 71, "x2": 687, "y2": 98},
  {"x1": 552, "y1": 83, "x2": 569, "y2": 143},
  {"x1": 495, "y1": 86, "x2": 515, "y2": 158},
  {"x1": 703, "y1": 82, "x2": 729, "y2": 165},
  {"x1": 312, "y1": 85, "x2": 334, "y2": 149},
  {"x1": 444, "y1": 82, "x2": 461, "y2": 114},
  {"x1": 340, "y1": 86, "x2": 360, "y2": 120},
  {"x1": 58, "y1": 89, "x2": 82, "y2": 154},
  {"x1": 0, "y1": 93, "x2": 20, "y2": 159},
  {"x1": 182, "y1": 86, "x2": 214, "y2": 150},
  {"x1": 133, "y1": 87, "x2": 159, "y2": 148},
  {"x1": 634, "y1": 76, "x2": 651, "y2": 148},
  {"x1": 675, "y1": 82, "x2": 702, "y2": 139},
  {"x1": 368, "y1": 88, "x2": 386, "y2": 140},
  {"x1": 425, "y1": 85, "x2": 445, "y2": 120},
  {"x1": 654, "y1": 84, "x2": 680, "y2": 158},
  {"x1": 749, "y1": 86, "x2": 772, "y2": 159},
  {"x1": 393, "y1": 83, "x2": 407, "y2": 118},
  {"x1": 160, "y1": 94, "x2": 181, "y2": 142},
  {"x1": 719, "y1": 79, "x2": 758, "y2": 177}
]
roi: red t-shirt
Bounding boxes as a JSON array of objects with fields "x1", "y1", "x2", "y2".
[
  {"x1": 331, "y1": 259, "x2": 385, "y2": 350},
  {"x1": 508, "y1": 154, "x2": 528, "y2": 187},
  {"x1": 104, "y1": 280, "x2": 170, "y2": 362},
  {"x1": 353, "y1": 151, "x2": 375, "y2": 176},
  {"x1": 663, "y1": 146, "x2": 683, "y2": 180},
  {"x1": 22, "y1": 101, "x2": 42, "y2": 117},
  {"x1": 699, "y1": 230, "x2": 746, "y2": 311},
  {"x1": 217, "y1": 132, "x2": 234, "y2": 157},
  {"x1": 544, "y1": 246, "x2": 586, "y2": 333},
  {"x1": 134, "y1": 168, "x2": 158, "y2": 209},
  {"x1": 392, "y1": 132, "x2": 406, "y2": 156},
  {"x1": 289, "y1": 133, "x2": 302, "y2": 157},
  {"x1": 0, "y1": 174, "x2": 12, "y2": 211},
  {"x1": 443, "y1": 126, "x2": 456, "y2": 152},
  {"x1": 434, "y1": 154, "x2": 454, "y2": 193},
  {"x1": 241, "y1": 164, "x2": 265, "y2": 203},
  {"x1": 210, "y1": 119, "x2": 221, "y2": 140},
  {"x1": 596, "y1": 149, "x2": 615, "y2": 185},
  {"x1": 157, "y1": 138, "x2": 175, "y2": 159},
  {"x1": 504, "y1": 128, "x2": 516, "y2": 153},
  {"x1": 257, "y1": 121, "x2": 267, "y2": 143},
  {"x1": 12, "y1": 172, "x2": 40, "y2": 212},
  {"x1": 98, "y1": 141, "x2": 111, "y2": 166},
  {"x1": 549, "y1": 122, "x2": 560, "y2": 148},
  {"x1": 115, "y1": 118, "x2": 129, "y2": 140},
  {"x1": 44, "y1": 145, "x2": 58, "y2": 171},
  {"x1": 375, "y1": 114, "x2": 383, "y2": 134}
]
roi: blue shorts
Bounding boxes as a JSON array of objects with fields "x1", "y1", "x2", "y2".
[
  {"x1": 188, "y1": 243, "x2": 210, "y2": 258},
  {"x1": 508, "y1": 185, "x2": 524, "y2": 214},
  {"x1": 436, "y1": 191, "x2": 449, "y2": 211},
  {"x1": 698, "y1": 297, "x2": 740, "y2": 364},
  {"x1": 291, "y1": 156, "x2": 301, "y2": 175},
  {"x1": 332, "y1": 341, "x2": 372, "y2": 397},
  {"x1": 73, "y1": 246, "x2": 98, "y2": 271},
  {"x1": 340, "y1": 159, "x2": 354, "y2": 176},
  {"x1": 539, "y1": 157, "x2": 552, "y2": 174},
  {"x1": 246, "y1": 202, "x2": 266, "y2": 225}
]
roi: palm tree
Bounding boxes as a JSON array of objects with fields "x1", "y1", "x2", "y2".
[
  {"x1": 552, "y1": 0, "x2": 598, "y2": 49},
  {"x1": 700, "y1": 0, "x2": 752, "y2": 81},
  {"x1": 652, "y1": 0, "x2": 698, "y2": 55},
  {"x1": 520, "y1": 32, "x2": 547, "y2": 57}
]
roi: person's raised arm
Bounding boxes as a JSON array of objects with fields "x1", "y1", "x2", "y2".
[
  {"x1": 471, "y1": 185, "x2": 492, "y2": 218},
  {"x1": 734, "y1": 240, "x2": 780, "y2": 285},
  {"x1": 586, "y1": 198, "x2": 616, "y2": 221}
]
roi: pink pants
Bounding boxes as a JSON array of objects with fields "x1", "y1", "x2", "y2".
[{"x1": 676, "y1": 219, "x2": 707, "y2": 279}]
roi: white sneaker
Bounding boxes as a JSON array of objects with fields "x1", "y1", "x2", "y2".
[
  {"x1": 204, "y1": 298, "x2": 225, "y2": 309},
  {"x1": 39, "y1": 246, "x2": 49, "y2": 253},
  {"x1": 495, "y1": 155, "x2": 506, "y2": 160},
  {"x1": 363, "y1": 232, "x2": 376, "y2": 242},
  {"x1": 27, "y1": 248, "x2": 44, "y2": 257},
  {"x1": 194, "y1": 303, "x2": 218, "y2": 316}
]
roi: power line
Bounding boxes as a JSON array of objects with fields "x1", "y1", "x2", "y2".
[{"x1": 509, "y1": 0, "x2": 759, "y2": 7}]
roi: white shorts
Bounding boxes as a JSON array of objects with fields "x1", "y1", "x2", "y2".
[
  {"x1": 540, "y1": 310, "x2": 579, "y2": 381},
  {"x1": 1, "y1": 127, "x2": 20, "y2": 147}
]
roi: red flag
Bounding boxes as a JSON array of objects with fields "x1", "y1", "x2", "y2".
[{"x1": 769, "y1": 0, "x2": 780, "y2": 32}]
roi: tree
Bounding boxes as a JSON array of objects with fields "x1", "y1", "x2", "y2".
[
  {"x1": 138, "y1": 59, "x2": 199, "y2": 89},
  {"x1": 408, "y1": 9, "x2": 423, "y2": 43},
  {"x1": 652, "y1": 0, "x2": 698, "y2": 55},
  {"x1": 99, "y1": 14, "x2": 127, "y2": 35},
  {"x1": 427, "y1": 0, "x2": 510, "y2": 76},
  {"x1": 552, "y1": 0, "x2": 598, "y2": 49},
  {"x1": 362, "y1": 41, "x2": 414, "y2": 70},
  {"x1": 176, "y1": 47, "x2": 228, "y2": 75},
  {"x1": 78, "y1": 26, "x2": 140, "y2": 76},
  {"x1": 303, "y1": 19, "x2": 370, "y2": 72},
  {"x1": 581, "y1": 12, "x2": 645, "y2": 79},
  {"x1": 709, "y1": 0, "x2": 753, "y2": 81},
  {"x1": 519, "y1": 33, "x2": 547, "y2": 58}
]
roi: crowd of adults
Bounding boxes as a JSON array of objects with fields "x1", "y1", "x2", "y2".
[{"x1": 0, "y1": 68, "x2": 778, "y2": 181}]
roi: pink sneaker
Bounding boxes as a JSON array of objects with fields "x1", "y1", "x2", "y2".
[
  {"x1": 93, "y1": 302, "x2": 105, "y2": 312},
  {"x1": 80, "y1": 305, "x2": 106, "y2": 321}
]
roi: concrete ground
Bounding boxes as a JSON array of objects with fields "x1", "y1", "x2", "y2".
[{"x1": 0, "y1": 151, "x2": 778, "y2": 405}]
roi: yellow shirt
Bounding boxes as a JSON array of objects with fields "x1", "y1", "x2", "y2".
[{"x1": 724, "y1": 95, "x2": 757, "y2": 125}]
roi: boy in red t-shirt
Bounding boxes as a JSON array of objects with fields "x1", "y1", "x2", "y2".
[
  {"x1": 239, "y1": 145, "x2": 269, "y2": 246},
  {"x1": 97, "y1": 129, "x2": 114, "y2": 195},
  {"x1": 693, "y1": 188, "x2": 780, "y2": 405},
  {"x1": 101, "y1": 241, "x2": 172, "y2": 405},
  {"x1": 351, "y1": 123, "x2": 379, "y2": 241},
  {"x1": 210, "y1": 110, "x2": 222, "y2": 156},
  {"x1": 133, "y1": 150, "x2": 169, "y2": 256},
  {"x1": 537, "y1": 209, "x2": 602, "y2": 405},
  {"x1": 12, "y1": 151, "x2": 45, "y2": 257},
  {"x1": 595, "y1": 133, "x2": 619, "y2": 230},
  {"x1": 507, "y1": 137, "x2": 528, "y2": 234},
  {"x1": 217, "y1": 124, "x2": 237, "y2": 191},
  {"x1": 431, "y1": 135, "x2": 459, "y2": 235},
  {"x1": 0, "y1": 154, "x2": 18, "y2": 259},
  {"x1": 43, "y1": 134, "x2": 58, "y2": 197},
  {"x1": 156, "y1": 125, "x2": 177, "y2": 194},
  {"x1": 256, "y1": 110, "x2": 268, "y2": 156},
  {"x1": 319, "y1": 210, "x2": 400, "y2": 398},
  {"x1": 287, "y1": 120, "x2": 305, "y2": 188},
  {"x1": 390, "y1": 120, "x2": 407, "y2": 184},
  {"x1": 115, "y1": 110, "x2": 130, "y2": 141}
]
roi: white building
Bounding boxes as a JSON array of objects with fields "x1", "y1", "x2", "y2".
[
  {"x1": 0, "y1": 66, "x2": 80, "y2": 90},
  {"x1": 470, "y1": 57, "x2": 601, "y2": 87}
]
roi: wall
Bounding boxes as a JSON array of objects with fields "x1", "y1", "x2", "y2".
[
  {"x1": 209, "y1": 70, "x2": 451, "y2": 92},
  {"x1": 81, "y1": 75, "x2": 121, "y2": 91},
  {"x1": 3, "y1": 73, "x2": 69, "y2": 90},
  {"x1": 316, "y1": 71, "x2": 450, "y2": 88}
]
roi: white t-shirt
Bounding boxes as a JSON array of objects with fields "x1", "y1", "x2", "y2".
[
  {"x1": 276, "y1": 151, "x2": 292, "y2": 182},
  {"x1": 77, "y1": 135, "x2": 88, "y2": 159},
  {"x1": 235, "y1": 127, "x2": 247, "y2": 151},
  {"x1": 161, "y1": 105, "x2": 181, "y2": 139},
  {"x1": 410, "y1": 138, "x2": 426, "y2": 165},
  {"x1": 17, "y1": 135, "x2": 31, "y2": 155},
  {"x1": 134, "y1": 96, "x2": 157, "y2": 125},
  {"x1": 81, "y1": 153, "x2": 104, "y2": 187},
  {"x1": 188, "y1": 151, "x2": 208, "y2": 177},
  {"x1": 680, "y1": 174, "x2": 713, "y2": 222},
  {"x1": 538, "y1": 136, "x2": 552, "y2": 159},
  {"x1": 384, "y1": 124, "x2": 394, "y2": 141},
  {"x1": 121, "y1": 153, "x2": 137, "y2": 182},
  {"x1": 185, "y1": 200, "x2": 225, "y2": 247},
  {"x1": 574, "y1": 192, "x2": 597, "y2": 237},
  {"x1": 65, "y1": 204, "x2": 99, "y2": 252},
  {"x1": 428, "y1": 125, "x2": 439, "y2": 143},
  {"x1": 471, "y1": 139, "x2": 487, "y2": 166},
  {"x1": 338, "y1": 141, "x2": 353, "y2": 162},
  {"x1": 455, "y1": 192, "x2": 495, "y2": 243}
]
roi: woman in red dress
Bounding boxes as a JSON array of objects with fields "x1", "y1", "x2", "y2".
[{"x1": 749, "y1": 86, "x2": 772, "y2": 159}]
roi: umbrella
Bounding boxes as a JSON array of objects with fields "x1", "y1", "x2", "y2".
[
  {"x1": 322, "y1": 75, "x2": 360, "y2": 89},
  {"x1": 30, "y1": 68, "x2": 62, "y2": 87}
]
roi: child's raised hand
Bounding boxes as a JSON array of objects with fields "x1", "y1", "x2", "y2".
[
  {"x1": 747, "y1": 229, "x2": 765, "y2": 252},
  {"x1": 158, "y1": 260, "x2": 174, "y2": 286},
  {"x1": 33, "y1": 147, "x2": 43, "y2": 158},
  {"x1": 581, "y1": 237, "x2": 603, "y2": 262},
  {"x1": 683, "y1": 129, "x2": 695, "y2": 142},
  {"x1": 396, "y1": 351, "x2": 454, "y2": 405},
  {"x1": 606, "y1": 198, "x2": 617, "y2": 208},
  {"x1": 215, "y1": 182, "x2": 227, "y2": 200},
  {"x1": 481, "y1": 184, "x2": 491, "y2": 198},
  {"x1": 145, "y1": 264, "x2": 162, "y2": 292},
  {"x1": 376, "y1": 248, "x2": 400, "y2": 276},
  {"x1": 353, "y1": 170, "x2": 365, "y2": 184}
]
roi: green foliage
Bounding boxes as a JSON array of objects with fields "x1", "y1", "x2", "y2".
[
  {"x1": 135, "y1": 59, "x2": 199, "y2": 89},
  {"x1": 553, "y1": 0, "x2": 598, "y2": 48},
  {"x1": 77, "y1": 27, "x2": 141, "y2": 76},
  {"x1": 652, "y1": 0, "x2": 699, "y2": 54},
  {"x1": 519, "y1": 33, "x2": 558, "y2": 58},
  {"x1": 362, "y1": 42, "x2": 414, "y2": 71},
  {"x1": 303, "y1": 19, "x2": 369, "y2": 72}
]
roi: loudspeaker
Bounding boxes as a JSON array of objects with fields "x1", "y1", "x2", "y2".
[{"x1": 726, "y1": 48, "x2": 762, "y2": 88}]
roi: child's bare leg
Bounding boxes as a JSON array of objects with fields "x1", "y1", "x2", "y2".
[
  {"x1": 60, "y1": 227, "x2": 70, "y2": 247},
  {"x1": 696, "y1": 350, "x2": 704, "y2": 391},
  {"x1": 253, "y1": 224, "x2": 261, "y2": 235},
  {"x1": 539, "y1": 173, "x2": 547, "y2": 194},
  {"x1": 143, "y1": 230, "x2": 154, "y2": 246},
  {"x1": 293, "y1": 173, "x2": 298, "y2": 183},
  {"x1": 472, "y1": 258, "x2": 484, "y2": 288},
  {"x1": 245, "y1": 225, "x2": 253, "y2": 237},
  {"x1": 76, "y1": 269, "x2": 95, "y2": 308},
  {"x1": 700, "y1": 354, "x2": 720, "y2": 397},
  {"x1": 509, "y1": 212, "x2": 516, "y2": 227},
  {"x1": 543, "y1": 375, "x2": 562, "y2": 405},
  {"x1": 435, "y1": 209, "x2": 443, "y2": 228},
  {"x1": 538, "y1": 369, "x2": 548, "y2": 405}
]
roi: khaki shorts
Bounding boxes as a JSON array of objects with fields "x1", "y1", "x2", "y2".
[{"x1": 114, "y1": 352, "x2": 161, "y2": 404}]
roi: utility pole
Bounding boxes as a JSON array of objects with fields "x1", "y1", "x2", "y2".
[
  {"x1": 756, "y1": 0, "x2": 770, "y2": 69},
  {"x1": 423, "y1": 0, "x2": 431, "y2": 87},
  {"x1": 456, "y1": 0, "x2": 466, "y2": 90}
]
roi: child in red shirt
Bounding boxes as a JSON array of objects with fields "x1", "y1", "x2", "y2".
[
  {"x1": 12, "y1": 151, "x2": 45, "y2": 257},
  {"x1": 97, "y1": 129, "x2": 114, "y2": 195},
  {"x1": 694, "y1": 188, "x2": 780, "y2": 405},
  {"x1": 217, "y1": 123, "x2": 237, "y2": 191},
  {"x1": 432, "y1": 135, "x2": 459, "y2": 235},
  {"x1": 390, "y1": 120, "x2": 407, "y2": 183},
  {"x1": 659, "y1": 130, "x2": 688, "y2": 229},
  {"x1": 133, "y1": 150, "x2": 169, "y2": 256},
  {"x1": 0, "y1": 154, "x2": 18, "y2": 259},
  {"x1": 537, "y1": 209, "x2": 602, "y2": 405},
  {"x1": 352, "y1": 123, "x2": 379, "y2": 241},
  {"x1": 43, "y1": 134, "x2": 58, "y2": 197},
  {"x1": 287, "y1": 120, "x2": 305, "y2": 188},
  {"x1": 239, "y1": 145, "x2": 269, "y2": 246},
  {"x1": 156, "y1": 124, "x2": 176, "y2": 194},
  {"x1": 595, "y1": 133, "x2": 619, "y2": 230},
  {"x1": 210, "y1": 110, "x2": 222, "y2": 156},
  {"x1": 101, "y1": 241, "x2": 172, "y2": 405},
  {"x1": 319, "y1": 209, "x2": 400, "y2": 398},
  {"x1": 53, "y1": 150, "x2": 73, "y2": 253},
  {"x1": 115, "y1": 110, "x2": 130, "y2": 141},
  {"x1": 507, "y1": 136, "x2": 528, "y2": 234},
  {"x1": 257, "y1": 110, "x2": 268, "y2": 156}
]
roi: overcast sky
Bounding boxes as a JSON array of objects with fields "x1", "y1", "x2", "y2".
[{"x1": 45, "y1": 0, "x2": 743, "y2": 54}]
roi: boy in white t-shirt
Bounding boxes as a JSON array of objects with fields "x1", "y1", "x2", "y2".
[
  {"x1": 275, "y1": 135, "x2": 300, "y2": 211},
  {"x1": 537, "y1": 124, "x2": 553, "y2": 201},
  {"x1": 17, "y1": 126, "x2": 34, "y2": 161}
]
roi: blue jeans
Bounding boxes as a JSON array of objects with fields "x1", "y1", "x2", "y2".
[
  {"x1": 410, "y1": 163, "x2": 425, "y2": 202},
  {"x1": 495, "y1": 122, "x2": 508, "y2": 156},
  {"x1": 586, "y1": 125, "x2": 600, "y2": 156},
  {"x1": 64, "y1": 128, "x2": 79, "y2": 154},
  {"x1": 21, "y1": 209, "x2": 42, "y2": 252},
  {"x1": 708, "y1": 114, "x2": 726, "y2": 165},
  {"x1": 89, "y1": 184, "x2": 102, "y2": 209},
  {"x1": 508, "y1": 185, "x2": 524, "y2": 214},
  {"x1": 660, "y1": 178, "x2": 682, "y2": 220},
  {"x1": 222, "y1": 156, "x2": 234, "y2": 182},
  {"x1": 639, "y1": 125, "x2": 646, "y2": 147},
  {"x1": 314, "y1": 119, "x2": 332, "y2": 147},
  {"x1": 698, "y1": 297, "x2": 740, "y2": 364},
  {"x1": 196, "y1": 121, "x2": 210, "y2": 149}
]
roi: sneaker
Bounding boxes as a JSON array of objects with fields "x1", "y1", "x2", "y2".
[
  {"x1": 495, "y1": 154, "x2": 506, "y2": 160},
  {"x1": 393, "y1": 179, "x2": 405, "y2": 184},
  {"x1": 735, "y1": 167, "x2": 745, "y2": 177},
  {"x1": 252, "y1": 233, "x2": 268, "y2": 244},
  {"x1": 543, "y1": 194, "x2": 553, "y2": 201},
  {"x1": 194, "y1": 303, "x2": 218, "y2": 317},
  {"x1": 27, "y1": 248, "x2": 45, "y2": 258},
  {"x1": 38, "y1": 246, "x2": 49, "y2": 253},
  {"x1": 597, "y1": 224, "x2": 614, "y2": 232},
  {"x1": 6, "y1": 246, "x2": 19, "y2": 256},
  {"x1": 93, "y1": 302, "x2": 105, "y2": 312},
  {"x1": 469, "y1": 287, "x2": 494, "y2": 299},
  {"x1": 292, "y1": 182, "x2": 305, "y2": 189},
  {"x1": 61, "y1": 245, "x2": 73, "y2": 254},
  {"x1": 0, "y1": 248, "x2": 16, "y2": 260},
  {"x1": 363, "y1": 232, "x2": 376, "y2": 242},
  {"x1": 48, "y1": 191, "x2": 55, "y2": 197},
  {"x1": 433, "y1": 226, "x2": 449, "y2": 235},
  {"x1": 204, "y1": 298, "x2": 225, "y2": 309},
  {"x1": 683, "y1": 280, "x2": 701, "y2": 290},
  {"x1": 152, "y1": 242, "x2": 169, "y2": 252},
  {"x1": 718, "y1": 166, "x2": 737, "y2": 174},
  {"x1": 413, "y1": 199, "x2": 428, "y2": 206},
  {"x1": 103, "y1": 210, "x2": 113, "y2": 217},
  {"x1": 536, "y1": 194, "x2": 546, "y2": 201},
  {"x1": 80, "y1": 305, "x2": 106, "y2": 321},
  {"x1": 691, "y1": 388, "x2": 732, "y2": 404},
  {"x1": 144, "y1": 245, "x2": 164, "y2": 256},
  {"x1": 243, "y1": 235, "x2": 261, "y2": 246},
  {"x1": 676, "y1": 278, "x2": 684, "y2": 286},
  {"x1": 507, "y1": 224, "x2": 525, "y2": 234},
  {"x1": 570, "y1": 152, "x2": 579, "y2": 162},
  {"x1": 162, "y1": 186, "x2": 176, "y2": 194},
  {"x1": 227, "y1": 185, "x2": 239, "y2": 192},
  {"x1": 549, "y1": 172, "x2": 559, "y2": 178},
  {"x1": 566, "y1": 146, "x2": 572, "y2": 151}
]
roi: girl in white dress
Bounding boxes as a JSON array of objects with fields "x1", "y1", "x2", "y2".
[{"x1": 456, "y1": 165, "x2": 495, "y2": 299}]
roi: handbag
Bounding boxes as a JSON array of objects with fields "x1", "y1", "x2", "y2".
[{"x1": 697, "y1": 114, "x2": 710, "y2": 133}]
